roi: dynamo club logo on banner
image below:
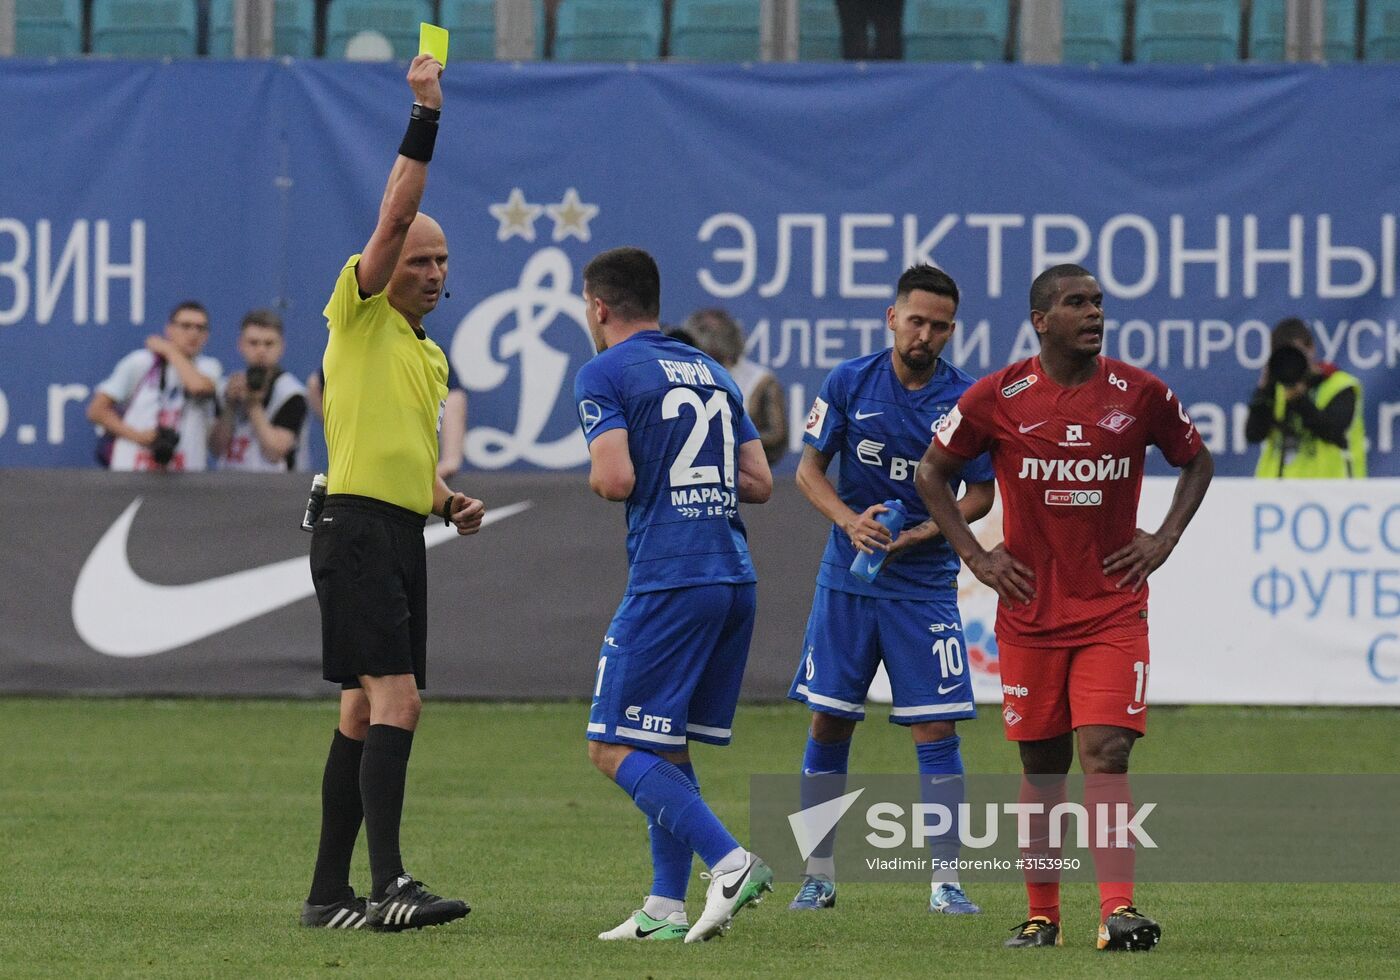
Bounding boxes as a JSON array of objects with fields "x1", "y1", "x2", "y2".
[{"x1": 449, "y1": 187, "x2": 600, "y2": 470}]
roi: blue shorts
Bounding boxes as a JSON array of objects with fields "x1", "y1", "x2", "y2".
[
  {"x1": 588, "y1": 582, "x2": 756, "y2": 750},
  {"x1": 788, "y1": 584, "x2": 977, "y2": 725}
]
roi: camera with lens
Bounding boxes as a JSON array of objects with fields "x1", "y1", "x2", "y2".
[
  {"x1": 1266, "y1": 345, "x2": 1310, "y2": 387},
  {"x1": 149, "y1": 426, "x2": 180, "y2": 466},
  {"x1": 245, "y1": 366, "x2": 269, "y2": 392}
]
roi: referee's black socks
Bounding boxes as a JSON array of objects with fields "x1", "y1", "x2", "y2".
[
  {"x1": 308, "y1": 728, "x2": 365, "y2": 906},
  {"x1": 362, "y1": 724, "x2": 416, "y2": 901}
]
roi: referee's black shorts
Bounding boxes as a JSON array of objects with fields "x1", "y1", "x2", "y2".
[{"x1": 310, "y1": 494, "x2": 428, "y2": 689}]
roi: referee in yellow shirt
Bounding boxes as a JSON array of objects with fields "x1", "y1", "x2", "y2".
[{"x1": 301, "y1": 53, "x2": 484, "y2": 933}]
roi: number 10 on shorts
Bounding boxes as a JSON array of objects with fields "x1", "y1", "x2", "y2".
[{"x1": 933, "y1": 637, "x2": 965, "y2": 678}]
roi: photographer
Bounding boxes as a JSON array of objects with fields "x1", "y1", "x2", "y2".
[
  {"x1": 87, "y1": 301, "x2": 222, "y2": 472},
  {"x1": 211, "y1": 310, "x2": 308, "y2": 472},
  {"x1": 1246, "y1": 318, "x2": 1366, "y2": 478}
]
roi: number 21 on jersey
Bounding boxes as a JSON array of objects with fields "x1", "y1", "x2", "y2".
[{"x1": 663, "y1": 387, "x2": 735, "y2": 489}]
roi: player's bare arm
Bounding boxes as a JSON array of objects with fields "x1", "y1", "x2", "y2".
[
  {"x1": 917, "y1": 442, "x2": 1034, "y2": 604},
  {"x1": 356, "y1": 54, "x2": 443, "y2": 298},
  {"x1": 736, "y1": 438, "x2": 773, "y2": 503},
  {"x1": 587, "y1": 428, "x2": 635, "y2": 501},
  {"x1": 795, "y1": 444, "x2": 893, "y2": 555},
  {"x1": 887, "y1": 478, "x2": 994, "y2": 559},
  {"x1": 1102, "y1": 444, "x2": 1214, "y2": 590}
]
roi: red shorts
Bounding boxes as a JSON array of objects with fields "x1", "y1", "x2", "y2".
[{"x1": 996, "y1": 635, "x2": 1151, "y2": 741}]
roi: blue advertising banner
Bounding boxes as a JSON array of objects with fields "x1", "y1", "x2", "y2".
[{"x1": 1, "y1": 61, "x2": 1397, "y2": 474}]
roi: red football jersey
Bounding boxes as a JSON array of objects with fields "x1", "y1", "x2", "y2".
[{"x1": 937, "y1": 355, "x2": 1202, "y2": 647}]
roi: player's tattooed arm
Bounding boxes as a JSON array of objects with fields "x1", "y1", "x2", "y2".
[
  {"x1": 917, "y1": 445, "x2": 1034, "y2": 604},
  {"x1": 795, "y1": 445, "x2": 891, "y2": 554},
  {"x1": 887, "y1": 479, "x2": 995, "y2": 561},
  {"x1": 1102, "y1": 444, "x2": 1214, "y2": 590}
]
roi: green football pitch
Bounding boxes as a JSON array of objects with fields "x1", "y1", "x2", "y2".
[{"x1": 3, "y1": 700, "x2": 1397, "y2": 978}]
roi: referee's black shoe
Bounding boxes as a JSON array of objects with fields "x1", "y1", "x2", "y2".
[
  {"x1": 366, "y1": 874, "x2": 470, "y2": 932},
  {"x1": 1097, "y1": 905, "x2": 1161, "y2": 951},
  {"x1": 1004, "y1": 916, "x2": 1062, "y2": 947},
  {"x1": 300, "y1": 894, "x2": 368, "y2": 929}
]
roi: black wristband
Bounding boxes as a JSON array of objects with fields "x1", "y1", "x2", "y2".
[
  {"x1": 444, "y1": 493, "x2": 455, "y2": 526},
  {"x1": 399, "y1": 113, "x2": 438, "y2": 162}
]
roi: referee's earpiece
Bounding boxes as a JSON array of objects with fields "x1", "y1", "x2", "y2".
[{"x1": 443, "y1": 289, "x2": 451, "y2": 299}]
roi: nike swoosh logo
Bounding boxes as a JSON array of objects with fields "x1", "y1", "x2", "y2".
[
  {"x1": 72, "y1": 497, "x2": 533, "y2": 657},
  {"x1": 854, "y1": 410, "x2": 883, "y2": 420},
  {"x1": 1018, "y1": 421, "x2": 1048, "y2": 433},
  {"x1": 937, "y1": 682, "x2": 960, "y2": 695},
  {"x1": 721, "y1": 857, "x2": 757, "y2": 900},
  {"x1": 1126, "y1": 704, "x2": 1147, "y2": 715},
  {"x1": 635, "y1": 922, "x2": 673, "y2": 937}
]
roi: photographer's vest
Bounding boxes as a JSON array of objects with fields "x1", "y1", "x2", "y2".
[
  {"x1": 1255, "y1": 370, "x2": 1366, "y2": 478},
  {"x1": 216, "y1": 370, "x2": 308, "y2": 472},
  {"x1": 106, "y1": 350, "x2": 220, "y2": 472}
]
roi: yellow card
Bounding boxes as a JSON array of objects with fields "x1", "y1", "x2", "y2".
[{"x1": 419, "y1": 23, "x2": 449, "y2": 66}]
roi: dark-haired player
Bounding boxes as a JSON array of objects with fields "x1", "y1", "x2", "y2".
[
  {"x1": 575, "y1": 246, "x2": 775, "y2": 944},
  {"x1": 917, "y1": 264, "x2": 1213, "y2": 951},
  {"x1": 787, "y1": 265, "x2": 994, "y2": 915}
]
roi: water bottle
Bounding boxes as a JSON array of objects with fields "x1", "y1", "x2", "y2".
[
  {"x1": 849, "y1": 499, "x2": 907, "y2": 583},
  {"x1": 301, "y1": 473, "x2": 328, "y2": 532}
]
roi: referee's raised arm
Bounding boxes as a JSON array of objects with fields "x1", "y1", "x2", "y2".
[{"x1": 356, "y1": 54, "x2": 444, "y2": 298}]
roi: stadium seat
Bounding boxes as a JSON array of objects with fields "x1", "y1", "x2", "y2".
[
  {"x1": 325, "y1": 0, "x2": 433, "y2": 60},
  {"x1": 1321, "y1": 0, "x2": 1358, "y2": 61},
  {"x1": 1061, "y1": 0, "x2": 1126, "y2": 64},
  {"x1": 551, "y1": 0, "x2": 662, "y2": 60},
  {"x1": 903, "y1": 0, "x2": 1010, "y2": 62},
  {"x1": 15, "y1": 0, "x2": 83, "y2": 56},
  {"x1": 670, "y1": 0, "x2": 762, "y2": 61},
  {"x1": 1134, "y1": 0, "x2": 1241, "y2": 63},
  {"x1": 440, "y1": 0, "x2": 498, "y2": 60},
  {"x1": 1364, "y1": 0, "x2": 1400, "y2": 60},
  {"x1": 90, "y1": 0, "x2": 199, "y2": 56},
  {"x1": 1250, "y1": 0, "x2": 1356, "y2": 61},
  {"x1": 207, "y1": 0, "x2": 316, "y2": 58},
  {"x1": 798, "y1": 0, "x2": 843, "y2": 59}
]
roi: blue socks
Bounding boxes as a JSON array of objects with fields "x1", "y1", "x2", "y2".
[
  {"x1": 616, "y1": 752, "x2": 739, "y2": 870},
  {"x1": 647, "y1": 761, "x2": 696, "y2": 901},
  {"x1": 916, "y1": 734, "x2": 965, "y2": 878},
  {"x1": 800, "y1": 735, "x2": 852, "y2": 873}
]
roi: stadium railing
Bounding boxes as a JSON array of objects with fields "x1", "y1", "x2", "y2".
[{"x1": 0, "y1": 0, "x2": 1373, "y2": 63}]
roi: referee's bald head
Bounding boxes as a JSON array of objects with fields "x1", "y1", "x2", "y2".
[
  {"x1": 405, "y1": 212, "x2": 445, "y2": 250},
  {"x1": 388, "y1": 213, "x2": 449, "y2": 320}
]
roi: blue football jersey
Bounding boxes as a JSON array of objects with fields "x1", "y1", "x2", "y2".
[
  {"x1": 575, "y1": 331, "x2": 761, "y2": 595},
  {"x1": 802, "y1": 351, "x2": 993, "y2": 599}
]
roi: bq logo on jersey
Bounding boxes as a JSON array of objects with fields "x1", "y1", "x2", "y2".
[{"x1": 450, "y1": 188, "x2": 603, "y2": 471}]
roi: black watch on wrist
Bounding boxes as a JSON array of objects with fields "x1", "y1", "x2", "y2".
[{"x1": 411, "y1": 103, "x2": 442, "y2": 123}]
